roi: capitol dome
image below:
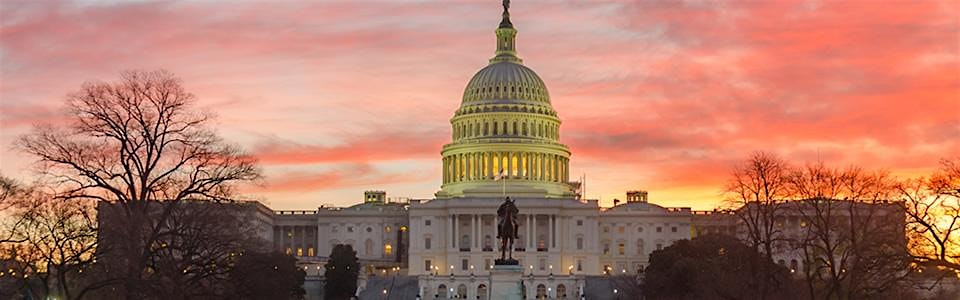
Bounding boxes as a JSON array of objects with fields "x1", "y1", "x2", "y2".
[
  {"x1": 461, "y1": 62, "x2": 552, "y2": 106},
  {"x1": 437, "y1": 3, "x2": 574, "y2": 199}
]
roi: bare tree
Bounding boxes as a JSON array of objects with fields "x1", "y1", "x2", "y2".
[
  {"x1": 16, "y1": 70, "x2": 260, "y2": 299},
  {"x1": 896, "y1": 158, "x2": 960, "y2": 274},
  {"x1": 788, "y1": 164, "x2": 909, "y2": 299},
  {"x1": 724, "y1": 152, "x2": 794, "y2": 299},
  {"x1": 725, "y1": 152, "x2": 793, "y2": 259}
]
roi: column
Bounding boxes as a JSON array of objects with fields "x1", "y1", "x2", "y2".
[
  {"x1": 551, "y1": 215, "x2": 556, "y2": 248},
  {"x1": 471, "y1": 214, "x2": 477, "y2": 250},
  {"x1": 507, "y1": 151, "x2": 514, "y2": 179},
  {"x1": 531, "y1": 214, "x2": 537, "y2": 251},
  {"x1": 526, "y1": 214, "x2": 533, "y2": 251},
  {"x1": 451, "y1": 214, "x2": 457, "y2": 249}
]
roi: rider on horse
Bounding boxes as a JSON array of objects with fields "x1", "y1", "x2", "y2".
[{"x1": 496, "y1": 197, "x2": 520, "y2": 261}]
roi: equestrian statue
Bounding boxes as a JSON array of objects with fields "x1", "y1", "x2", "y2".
[{"x1": 496, "y1": 197, "x2": 520, "y2": 265}]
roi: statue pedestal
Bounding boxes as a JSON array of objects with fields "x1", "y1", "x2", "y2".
[{"x1": 490, "y1": 264, "x2": 524, "y2": 300}]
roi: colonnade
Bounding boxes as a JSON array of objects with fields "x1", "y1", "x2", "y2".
[
  {"x1": 448, "y1": 213, "x2": 560, "y2": 252},
  {"x1": 442, "y1": 151, "x2": 569, "y2": 184}
]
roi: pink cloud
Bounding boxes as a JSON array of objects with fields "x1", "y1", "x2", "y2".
[{"x1": 1, "y1": 0, "x2": 956, "y2": 209}]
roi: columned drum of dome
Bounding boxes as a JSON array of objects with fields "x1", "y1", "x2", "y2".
[{"x1": 437, "y1": 2, "x2": 574, "y2": 199}]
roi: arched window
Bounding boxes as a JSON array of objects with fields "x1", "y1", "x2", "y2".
[
  {"x1": 457, "y1": 284, "x2": 467, "y2": 298},
  {"x1": 365, "y1": 239, "x2": 373, "y2": 256},
  {"x1": 437, "y1": 284, "x2": 448, "y2": 298},
  {"x1": 536, "y1": 284, "x2": 547, "y2": 299},
  {"x1": 483, "y1": 122, "x2": 488, "y2": 135},
  {"x1": 556, "y1": 284, "x2": 567, "y2": 299},
  {"x1": 477, "y1": 284, "x2": 488, "y2": 300},
  {"x1": 384, "y1": 244, "x2": 392, "y2": 256},
  {"x1": 493, "y1": 122, "x2": 499, "y2": 135}
]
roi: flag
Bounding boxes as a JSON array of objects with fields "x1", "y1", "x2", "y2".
[{"x1": 494, "y1": 168, "x2": 506, "y2": 180}]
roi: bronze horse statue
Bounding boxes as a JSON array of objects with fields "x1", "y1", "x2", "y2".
[{"x1": 496, "y1": 197, "x2": 519, "y2": 263}]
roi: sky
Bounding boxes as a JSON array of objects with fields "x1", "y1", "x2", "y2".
[{"x1": 0, "y1": 0, "x2": 957, "y2": 210}]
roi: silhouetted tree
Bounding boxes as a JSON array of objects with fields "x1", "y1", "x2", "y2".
[
  {"x1": 16, "y1": 70, "x2": 260, "y2": 299},
  {"x1": 896, "y1": 158, "x2": 960, "y2": 275},
  {"x1": 642, "y1": 234, "x2": 797, "y2": 300},
  {"x1": 324, "y1": 244, "x2": 359, "y2": 300},
  {"x1": 788, "y1": 163, "x2": 910, "y2": 299},
  {"x1": 227, "y1": 251, "x2": 305, "y2": 299},
  {"x1": 725, "y1": 152, "x2": 793, "y2": 298}
]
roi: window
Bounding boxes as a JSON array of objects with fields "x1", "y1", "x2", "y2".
[
  {"x1": 332, "y1": 226, "x2": 339, "y2": 233},
  {"x1": 384, "y1": 244, "x2": 393, "y2": 256},
  {"x1": 461, "y1": 259, "x2": 469, "y2": 270},
  {"x1": 425, "y1": 237, "x2": 432, "y2": 250},
  {"x1": 618, "y1": 227, "x2": 625, "y2": 233},
  {"x1": 671, "y1": 227, "x2": 677, "y2": 233},
  {"x1": 308, "y1": 247, "x2": 315, "y2": 256},
  {"x1": 637, "y1": 226, "x2": 643, "y2": 233},
  {"x1": 485, "y1": 259, "x2": 491, "y2": 270},
  {"x1": 603, "y1": 242, "x2": 610, "y2": 255},
  {"x1": 425, "y1": 260, "x2": 432, "y2": 271},
  {"x1": 636, "y1": 239, "x2": 644, "y2": 255},
  {"x1": 366, "y1": 227, "x2": 372, "y2": 233},
  {"x1": 603, "y1": 227, "x2": 609, "y2": 233},
  {"x1": 348, "y1": 226, "x2": 354, "y2": 232},
  {"x1": 576, "y1": 235, "x2": 583, "y2": 250},
  {"x1": 656, "y1": 227, "x2": 662, "y2": 233},
  {"x1": 618, "y1": 242, "x2": 625, "y2": 255},
  {"x1": 385, "y1": 226, "x2": 392, "y2": 233},
  {"x1": 296, "y1": 247, "x2": 303, "y2": 256},
  {"x1": 576, "y1": 259, "x2": 583, "y2": 271},
  {"x1": 425, "y1": 219, "x2": 432, "y2": 226},
  {"x1": 437, "y1": 284, "x2": 447, "y2": 298},
  {"x1": 576, "y1": 220, "x2": 583, "y2": 226},
  {"x1": 286, "y1": 247, "x2": 292, "y2": 255},
  {"x1": 656, "y1": 243, "x2": 663, "y2": 250}
]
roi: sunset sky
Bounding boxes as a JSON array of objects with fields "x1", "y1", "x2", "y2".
[{"x1": 1, "y1": 0, "x2": 957, "y2": 210}]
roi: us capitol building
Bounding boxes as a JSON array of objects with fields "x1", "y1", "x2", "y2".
[{"x1": 261, "y1": 3, "x2": 694, "y2": 299}]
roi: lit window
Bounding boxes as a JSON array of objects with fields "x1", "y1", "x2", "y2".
[
  {"x1": 618, "y1": 243, "x2": 625, "y2": 255},
  {"x1": 296, "y1": 248, "x2": 303, "y2": 256},
  {"x1": 618, "y1": 227, "x2": 625, "y2": 233},
  {"x1": 286, "y1": 248, "x2": 292, "y2": 255},
  {"x1": 425, "y1": 260, "x2": 432, "y2": 271},
  {"x1": 308, "y1": 247, "x2": 315, "y2": 256},
  {"x1": 385, "y1": 226, "x2": 392, "y2": 233},
  {"x1": 384, "y1": 244, "x2": 393, "y2": 256}
]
